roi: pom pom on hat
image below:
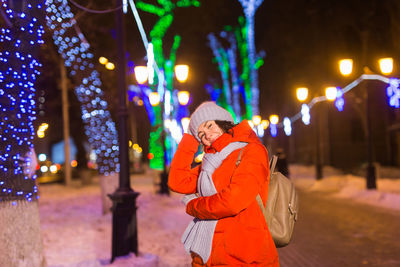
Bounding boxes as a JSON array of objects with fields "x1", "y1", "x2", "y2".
[{"x1": 189, "y1": 101, "x2": 234, "y2": 142}]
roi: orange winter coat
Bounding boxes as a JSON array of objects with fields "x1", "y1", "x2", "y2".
[{"x1": 168, "y1": 121, "x2": 279, "y2": 267}]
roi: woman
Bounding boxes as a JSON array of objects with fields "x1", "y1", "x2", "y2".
[{"x1": 168, "y1": 101, "x2": 279, "y2": 266}]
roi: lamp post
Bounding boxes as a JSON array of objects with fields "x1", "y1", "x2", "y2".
[
  {"x1": 108, "y1": 0, "x2": 139, "y2": 262},
  {"x1": 134, "y1": 64, "x2": 189, "y2": 195},
  {"x1": 338, "y1": 57, "x2": 393, "y2": 189},
  {"x1": 296, "y1": 86, "x2": 337, "y2": 180},
  {"x1": 296, "y1": 87, "x2": 322, "y2": 179}
]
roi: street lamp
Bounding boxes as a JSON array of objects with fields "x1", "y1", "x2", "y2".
[
  {"x1": 325, "y1": 87, "x2": 338, "y2": 101},
  {"x1": 174, "y1": 64, "x2": 189, "y2": 83},
  {"x1": 134, "y1": 66, "x2": 148, "y2": 84},
  {"x1": 148, "y1": 92, "x2": 160, "y2": 106},
  {"x1": 296, "y1": 86, "x2": 337, "y2": 180},
  {"x1": 338, "y1": 57, "x2": 394, "y2": 189},
  {"x1": 134, "y1": 63, "x2": 190, "y2": 195},
  {"x1": 177, "y1": 90, "x2": 190, "y2": 106},
  {"x1": 109, "y1": 0, "x2": 139, "y2": 261},
  {"x1": 338, "y1": 59, "x2": 353, "y2": 77},
  {"x1": 252, "y1": 115, "x2": 262, "y2": 126},
  {"x1": 296, "y1": 87, "x2": 309, "y2": 102}
]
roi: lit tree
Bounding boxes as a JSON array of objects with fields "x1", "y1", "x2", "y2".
[
  {"x1": 135, "y1": 0, "x2": 199, "y2": 170},
  {"x1": 45, "y1": 0, "x2": 119, "y2": 175},
  {"x1": 207, "y1": 17, "x2": 264, "y2": 121},
  {"x1": 238, "y1": 0, "x2": 264, "y2": 117},
  {"x1": 0, "y1": 1, "x2": 46, "y2": 265}
]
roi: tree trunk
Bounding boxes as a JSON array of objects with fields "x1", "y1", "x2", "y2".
[{"x1": 0, "y1": 201, "x2": 47, "y2": 267}]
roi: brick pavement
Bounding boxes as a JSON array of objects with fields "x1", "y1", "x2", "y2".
[{"x1": 278, "y1": 190, "x2": 400, "y2": 267}]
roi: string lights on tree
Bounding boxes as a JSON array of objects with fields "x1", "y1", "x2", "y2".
[
  {"x1": 0, "y1": 0, "x2": 45, "y2": 203},
  {"x1": 45, "y1": 0, "x2": 119, "y2": 175}
]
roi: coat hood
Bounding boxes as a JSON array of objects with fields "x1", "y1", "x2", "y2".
[{"x1": 204, "y1": 120, "x2": 261, "y2": 153}]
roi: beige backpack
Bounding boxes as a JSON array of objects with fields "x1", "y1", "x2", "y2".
[{"x1": 236, "y1": 149, "x2": 299, "y2": 248}]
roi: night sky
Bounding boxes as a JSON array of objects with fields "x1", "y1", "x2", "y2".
[
  {"x1": 1, "y1": 0, "x2": 397, "y2": 158},
  {"x1": 65, "y1": 0, "x2": 400, "y2": 118}
]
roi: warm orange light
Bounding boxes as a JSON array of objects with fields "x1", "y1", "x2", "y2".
[
  {"x1": 296, "y1": 87, "x2": 308, "y2": 102},
  {"x1": 148, "y1": 92, "x2": 160, "y2": 106},
  {"x1": 338, "y1": 59, "x2": 353, "y2": 76},
  {"x1": 252, "y1": 115, "x2": 262, "y2": 125},
  {"x1": 261, "y1": 120, "x2": 269, "y2": 129},
  {"x1": 175, "y1": 64, "x2": 189, "y2": 82},
  {"x1": 105, "y1": 62, "x2": 115, "y2": 70},
  {"x1": 177, "y1": 91, "x2": 190, "y2": 105},
  {"x1": 99, "y1": 57, "x2": 108, "y2": 65},
  {"x1": 269, "y1": 115, "x2": 279, "y2": 125},
  {"x1": 325, "y1": 87, "x2": 337, "y2": 101},
  {"x1": 147, "y1": 153, "x2": 154, "y2": 160},
  {"x1": 134, "y1": 66, "x2": 148, "y2": 84},
  {"x1": 379, "y1": 57, "x2": 393, "y2": 75},
  {"x1": 71, "y1": 160, "x2": 78, "y2": 167}
]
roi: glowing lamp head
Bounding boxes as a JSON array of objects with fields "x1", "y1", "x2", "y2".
[
  {"x1": 269, "y1": 115, "x2": 279, "y2": 125},
  {"x1": 181, "y1": 117, "x2": 190, "y2": 133},
  {"x1": 252, "y1": 115, "x2": 262, "y2": 125},
  {"x1": 325, "y1": 87, "x2": 337, "y2": 101},
  {"x1": 175, "y1": 64, "x2": 189, "y2": 83},
  {"x1": 177, "y1": 91, "x2": 190, "y2": 106},
  {"x1": 261, "y1": 120, "x2": 269, "y2": 129},
  {"x1": 148, "y1": 92, "x2": 160, "y2": 106},
  {"x1": 379, "y1": 57, "x2": 393, "y2": 75},
  {"x1": 105, "y1": 62, "x2": 115, "y2": 70},
  {"x1": 134, "y1": 66, "x2": 148, "y2": 84},
  {"x1": 296, "y1": 87, "x2": 308, "y2": 102},
  {"x1": 339, "y1": 59, "x2": 353, "y2": 76},
  {"x1": 99, "y1": 57, "x2": 108, "y2": 65}
]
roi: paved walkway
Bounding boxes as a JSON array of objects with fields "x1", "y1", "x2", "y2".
[{"x1": 278, "y1": 190, "x2": 400, "y2": 267}]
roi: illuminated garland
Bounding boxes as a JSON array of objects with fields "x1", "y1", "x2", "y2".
[
  {"x1": 335, "y1": 88, "x2": 344, "y2": 111},
  {"x1": 235, "y1": 17, "x2": 252, "y2": 119},
  {"x1": 387, "y1": 78, "x2": 400, "y2": 108},
  {"x1": 46, "y1": 0, "x2": 119, "y2": 175},
  {"x1": 0, "y1": 1, "x2": 45, "y2": 202},
  {"x1": 270, "y1": 75, "x2": 398, "y2": 138}
]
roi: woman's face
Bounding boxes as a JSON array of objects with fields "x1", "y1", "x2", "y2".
[{"x1": 197, "y1": 120, "x2": 224, "y2": 146}]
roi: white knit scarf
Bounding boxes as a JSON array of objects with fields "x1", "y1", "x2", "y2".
[{"x1": 181, "y1": 141, "x2": 247, "y2": 264}]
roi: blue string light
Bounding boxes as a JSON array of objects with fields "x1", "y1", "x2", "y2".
[
  {"x1": 283, "y1": 117, "x2": 292, "y2": 136},
  {"x1": 46, "y1": 0, "x2": 119, "y2": 175},
  {"x1": 386, "y1": 78, "x2": 400, "y2": 108},
  {"x1": 335, "y1": 87, "x2": 345, "y2": 112},
  {"x1": 270, "y1": 123, "x2": 277, "y2": 137},
  {"x1": 0, "y1": 0, "x2": 44, "y2": 202},
  {"x1": 301, "y1": 104, "x2": 310, "y2": 125}
]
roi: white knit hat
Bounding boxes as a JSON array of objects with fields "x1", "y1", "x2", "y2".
[{"x1": 189, "y1": 101, "x2": 234, "y2": 142}]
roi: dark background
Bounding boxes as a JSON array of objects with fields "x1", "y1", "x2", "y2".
[{"x1": 3, "y1": 0, "x2": 399, "y2": 168}]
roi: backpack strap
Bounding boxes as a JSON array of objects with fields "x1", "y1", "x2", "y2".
[
  {"x1": 270, "y1": 155, "x2": 278, "y2": 173},
  {"x1": 256, "y1": 194, "x2": 268, "y2": 215},
  {"x1": 235, "y1": 147, "x2": 246, "y2": 167}
]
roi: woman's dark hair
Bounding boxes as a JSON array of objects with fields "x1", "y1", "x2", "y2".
[{"x1": 215, "y1": 120, "x2": 237, "y2": 136}]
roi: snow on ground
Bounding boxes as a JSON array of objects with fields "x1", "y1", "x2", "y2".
[
  {"x1": 291, "y1": 164, "x2": 400, "y2": 211},
  {"x1": 38, "y1": 164, "x2": 400, "y2": 266}
]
